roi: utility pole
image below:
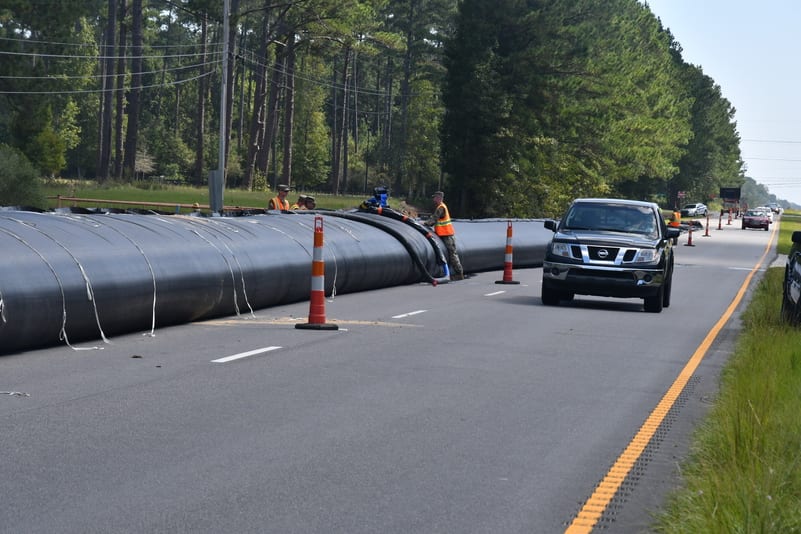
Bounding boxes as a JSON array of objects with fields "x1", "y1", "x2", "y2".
[{"x1": 209, "y1": 0, "x2": 229, "y2": 214}]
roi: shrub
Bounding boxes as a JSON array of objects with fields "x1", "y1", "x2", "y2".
[{"x1": 0, "y1": 144, "x2": 46, "y2": 208}]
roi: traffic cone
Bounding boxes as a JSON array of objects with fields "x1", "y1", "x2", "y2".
[
  {"x1": 704, "y1": 213, "x2": 710, "y2": 236},
  {"x1": 727, "y1": 209, "x2": 732, "y2": 225},
  {"x1": 296, "y1": 216, "x2": 338, "y2": 330},
  {"x1": 684, "y1": 223, "x2": 695, "y2": 246},
  {"x1": 496, "y1": 220, "x2": 520, "y2": 284}
]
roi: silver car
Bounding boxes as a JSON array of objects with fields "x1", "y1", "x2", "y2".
[{"x1": 680, "y1": 203, "x2": 707, "y2": 217}]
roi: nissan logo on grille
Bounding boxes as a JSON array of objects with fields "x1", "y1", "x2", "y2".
[{"x1": 598, "y1": 248, "x2": 609, "y2": 259}]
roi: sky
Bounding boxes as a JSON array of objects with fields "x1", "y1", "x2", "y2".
[{"x1": 643, "y1": 0, "x2": 801, "y2": 207}]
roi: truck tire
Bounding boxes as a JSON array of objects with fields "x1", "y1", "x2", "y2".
[{"x1": 643, "y1": 285, "x2": 664, "y2": 313}]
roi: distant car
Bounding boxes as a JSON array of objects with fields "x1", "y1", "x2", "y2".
[
  {"x1": 741, "y1": 209, "x2": 770, "y2": 231},
  {"x1": 782, "y1": 231, "x2": 801, "y2": 324},
  {"x1": 755, "y1": 207, "x2": 774, "y2": 223},
  {"x1": 680, "y1": 203, "x2": 707, "y2": 217},
  {"x1": 768, "y1": 202, "x2": 781, "y2": 214}
]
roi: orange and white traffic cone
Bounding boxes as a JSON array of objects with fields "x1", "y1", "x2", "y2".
[
  {"x1": 296, "y1": 216, "x2": 338, "y2": 330},
  {"x1": 684, "y1": 223, "x2": 695, "y2": 247},
  {"x1": 496, "y1": 220, "x2": 520, "y2": 285}
]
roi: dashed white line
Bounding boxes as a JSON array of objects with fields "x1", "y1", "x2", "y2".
[
  {"x1": 484, "y1": 290, "x2": 506, "y2": 296},
  {"x1": 391, "y1": 310, "x2": 428, "y2": 319},
  {"x1": 212, "y1": 346, "x2": 282, "y2": 363}
]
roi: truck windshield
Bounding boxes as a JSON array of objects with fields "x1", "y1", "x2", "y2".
[{"x1": 564, "y1": 205, "x2": 656, "y2": 235}]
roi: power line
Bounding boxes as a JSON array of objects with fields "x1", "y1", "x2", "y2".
[
  {"x1": 742, "y1": 138, "x2": 801, "y2": 144},
  {"x1": 0, "y1": 58, "x2": 221, "y2": 81},
  {"x1": 0, "y1": 35, "x2": 223, "y2": 51},
  {"x1": 0, "y1": 48, "x2": 223, "y2": 61},
  {"x1": 0, "y1": 70, "x2": 215, "y2": 95}
]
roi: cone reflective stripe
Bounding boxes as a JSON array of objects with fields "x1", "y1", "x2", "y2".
[
  {"x1": 296, "y1": 216, "x2": 338, "y2": 330},
  {"x1": 496, "y1": 220, "x2": 520, "y2": 285}
]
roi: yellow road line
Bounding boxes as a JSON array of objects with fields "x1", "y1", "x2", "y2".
[{"x1": 564, "y1": 221, "x2": 779, "y2": 533}]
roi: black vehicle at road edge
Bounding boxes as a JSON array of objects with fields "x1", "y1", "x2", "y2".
[
  {"x1": 542, "y1": 198, "x2": 681, "y2": 313},
  {"x1": 781, "y1": 231, "x2": 801, "y2": 324}
]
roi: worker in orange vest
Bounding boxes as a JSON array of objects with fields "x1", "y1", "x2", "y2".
[
  {"x1": 669, "y1": 209, "x2": 681, "y2": 228},
  {"x1": 268, "y1": 184, "x2": 291, "y2": 211},
  {"x1": 424, "y1": 191, "x2": 464, "y2": 281}
]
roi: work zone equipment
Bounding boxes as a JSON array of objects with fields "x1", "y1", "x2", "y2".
[{"x1": 296, "y1": 216, "x2": 338, "y2": 330}]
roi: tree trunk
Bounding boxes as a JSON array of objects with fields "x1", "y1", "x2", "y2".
[
  {"x1": 383, "y1": 56, "x2": 393, "y2": 157},
  {"x1": 222, "y1": 0, "x2": 240, "y2": 183},
  {"x1": 258, "y1": 48, "x2": 285, "y2": 190},
  {"x1": 244, "y1": 8, "x2": 272, "y2": 190},
  {"x1": 342, "y1": 57, "x2": 350, "y2": 192},
  {"x1": 281, "y1": 37, "x2": 296, "y2": 187},
  {"x1": 329, "y1": 58, "x2": 338, "y2": 193},
  {"x1": 123, "y1": 0, "x2": 143, "y2": 180},
  {"x1": 113, "y1": 1, "x2": 126, "y2": 180},
  {"x1": 332, "y1": 47, "x2": 350, "y2": 194},
  {"x1": 395, "y1": 0, "x2": 417, "y2": 195},
  {"x1": 193, "y1": 12, "x2": 208, "y2": 186},
  {"x1": 96, "y1": 0, "x2": 117, "y2": 182}
]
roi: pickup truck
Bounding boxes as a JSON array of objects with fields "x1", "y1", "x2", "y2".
[{"x1": 542, "y1": 198, "x2": 681, "y2": 313}]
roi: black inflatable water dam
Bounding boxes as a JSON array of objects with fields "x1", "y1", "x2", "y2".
[{"x1": 0, "y1": 208, "x2": 551, "y2": 354}]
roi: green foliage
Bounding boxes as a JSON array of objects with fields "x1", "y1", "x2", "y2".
[
  {"x1": 145, "y1": 123, "x2": 195, "y2": 179},
  {"x1": 0, "y1": 144, "x2": 46, "y2": 207},
  {"x1": 0, "y1": 0, "x2": 748, "y2": 219},
  {"x1": 670, "y1": 63, "x2": 744, "y2": 207},
  {"x1": 27, "y1": 125, "x2": 66, "y2": 177},
  {"x1": 292, "y1": 55, "x2": 331, "y2": 189},
  {"x1": 403, "y1": 79, "x2": 442, "y2": 196},
  {"x1": 57, "y1": 99, "x2": 82, "y2": 152},
  {"x1": 443, "y1": 0, "x2": 703, "y2": 218}
]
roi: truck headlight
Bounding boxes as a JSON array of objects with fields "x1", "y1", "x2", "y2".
[
  {"x1": 634, "y1": 249, "x2": 661, "y2": 263},
  {"x1": 551, "y1": 242, "x2": 572, "y2": 258}
]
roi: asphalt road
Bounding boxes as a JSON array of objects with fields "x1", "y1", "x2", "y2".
[{"x1": 0, "y1": 216, "x2": 780, "y2": 534}]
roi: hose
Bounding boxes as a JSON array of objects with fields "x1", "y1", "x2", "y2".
[{"x1": 323, "y1": 210, "x2": 446, "y2": 284}]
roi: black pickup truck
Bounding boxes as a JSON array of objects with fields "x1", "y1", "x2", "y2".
[{"x1": 542, "y1": 198, "x2": 681, "y2": 313}]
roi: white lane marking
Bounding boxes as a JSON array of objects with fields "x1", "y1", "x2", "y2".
[
  {"x1": 391, "y1": 310, "x2": 428, "y2": 319},
  {"x1": 212, "y1": 346, "x2": 282, "y2": 363},
  {"x1": 484, "y1": 291, "x2": 506, "y2": 296}
]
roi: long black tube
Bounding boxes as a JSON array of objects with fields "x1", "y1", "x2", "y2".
[
  {"x1": 0, "y1": 209, "x2": 550, "y2": 354},
  {"x1": 356, "y1": 204, "x2": 449, "y2": 267},
  {"x1": 326, "y1": 210, "x2": 445, "y2": 283}
]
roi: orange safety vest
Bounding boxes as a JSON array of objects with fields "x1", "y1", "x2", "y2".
[
  {"x1": 669, "y1": 210, "x2": 681, "y2": 227},
  {"x1": 434, "y1": 202, "x2": 455, "y2": 237},
  {"x1": 270, "y1": 196, "x2": 290, "y2": 210}
]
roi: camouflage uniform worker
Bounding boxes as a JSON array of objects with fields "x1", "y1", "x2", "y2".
[
  {"x1": 290, "y1": 194, "x2": 307, "y2": 210},
  {"x1": 424, "y1": 191, "x2": 464, "y2": 280}
]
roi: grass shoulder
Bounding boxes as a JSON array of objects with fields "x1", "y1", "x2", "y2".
[{"x1": 654, "y1": 211, "x2": 801, "y2": 532}]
